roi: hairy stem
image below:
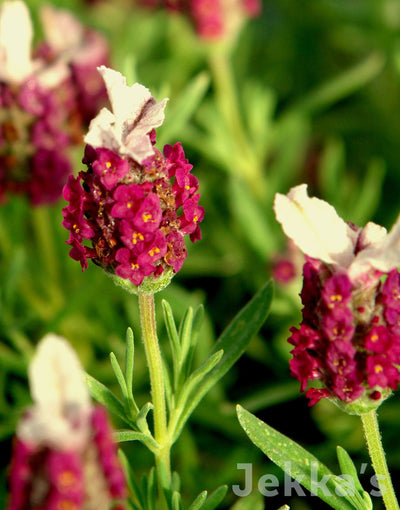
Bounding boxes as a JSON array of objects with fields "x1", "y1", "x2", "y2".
[
  {"x1": 139, "y1": 292, "x2": 171, "y2": 478},
  {"x1": 361, "y1": 410, "x2": 399, "y2": 510}
]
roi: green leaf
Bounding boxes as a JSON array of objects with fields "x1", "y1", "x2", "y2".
[
  {"x1": 336, "y1": 447, "x2": 372, "y2": 510},
  {"x1": 158, "y1": 72, "x2": 210, "y2": 146},
  {"x1": 228, "y1": 178, "x2": 277, "y2": 258},
  {"x1": 172, "y1": 491, "x2": 182, "y2": 510},
  {"x1": 176, "y1": 350, "x2": 224, "y2": 410},
  {"x1": 351, "y1": 158, "x2": 385, "y2": 225},
  {"x1": 114, "y1": 430, "x2": 159, "y2": 452},
  {"x1": 237, "y1": 406, "x2": 357, "y2": 510},
  {"x1": 243, "y1": 81, "x2": 276, "y2": 161},
  {"x1": 200, "y1": 485, "x2": 228, "y2": 510},
  {"x1": 179, "y1": 306, "x2": 194, "y2": 365},
  {"x1": 0, "y1": 344, "x2": 27, "y2": 374},
  {"x1": 187, "y1": 491, "x2": 208, "y2": 510},
  {"x1": 110, "y1": 352, "x2": 128, "y2": 400},
  {"x1": 125, "y1": 327, "x2": 138, "y2": 414},
  {"x1": 136, "y1": 402, "x2": 154, "y2": 436},
  {"x1": 171, "y1": 280, "x2": 273, "y2": 442},
  {"x1": 118, "y1": 449, "x2": 144, "y2": 510},
  {"x1": 162, "y1": 299, "x2": 181, "y2": 390},
  {"x1": 319, "y1": 137, "x2": 345, "y2": 204},
  {"x1": 85, "y1": 373, "x2": 130, "y2": 425},
  {"x1": 229, "y1": 491, "x2": 264, "y2": 510},
  {"x1": 147, "y1": 468, "x2": 157, "y2": 510},
  {"x1": 288, "y1": 52, "x2": 385, "y2": 115},
  {"x1": 182, "y1": 305, "x2": 205, "y2": 381},
  {"x1": 157, "y1": 462, "x2": 173, "y2": 510}
]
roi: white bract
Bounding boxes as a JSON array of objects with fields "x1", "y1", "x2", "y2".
[
  {"x1": 84, "y1": 66, "x2": 168, "y2": 163},
  {"x1": 40, "y1": 4, "x2": 84, "y2": 57},
  {"x1": 0, "y1": 0, "x2": 69, "y2": 87},
  {"x1": 17, "y1": 333, "x2": 91, "y2": 451},
  {"x1": 0, "y1": 1, "x2": 34, "y2": 83},
  {"x1": 274, "y1": 184, "x2": 400, "y2": 281}
]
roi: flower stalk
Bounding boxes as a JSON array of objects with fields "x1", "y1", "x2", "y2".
[
  {"x1": 361, "y1": 410, "x2": 399, "y2": 510},
  {"x1": 207, "y1": 47, "x2": 267, "y2": 200},
  {"x1": 138, "y1": 292, "x2": 171, "y2": 478}
]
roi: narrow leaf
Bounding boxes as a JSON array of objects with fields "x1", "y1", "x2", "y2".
[
  {"x1": 136, "y1": 402, "x2": 154, "y2": 435},
  {"x1": 229, "y1": 491, "x2": 264, "y2": 510},
  {"x1": 157, "y1": 461, "x2": 173, "y2": 510},
  {"x1": 125, "y1": 328, "x2": 137, "y2": 407},
  {"x1": 110, "y1": 352, "x2": 128, "y2": 400},
  {"x1": 172, "y1": 491, "x2": 182, "y2": 510},
  {"x1": 179, "y1": 306, "x2": 194, "y2": 364},
  {"x1": 158, "y1": 72, "x2": 210, "y2": 146},
  {"x1": 118, "y1": 449, "x2": 144, "y2": 509},
  {"x1": 187, "y1": 490, "x2": 207, "y2": 510},
  {"x1": 237, "y1": 406, "x2": 356, "y2": 510},
  {"x1": 147, "y1": 468, "x2": 157, "y2": 510},
  {"x1": 172, "y1": 281, "x2": 273, "y2": 442},
  {"x1": 114, "y1": 430, "x2": 159, "y2": 451},
  {"x1": 162, "y1": 299, "x2": 181, "y2": 390},
  {"x1": 176, "y1": 350, "x2": 224, "y2": 410},
  {"x1": 85, "y1": 373, "x2": 129, "y2": 425},
  {"x1": 201, "y1": 485, "x2": 227, "y2": 510},
  {"x1": 337, "y1": 447, "x2": 372, "y2": 510}
]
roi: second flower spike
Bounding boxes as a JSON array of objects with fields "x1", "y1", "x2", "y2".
[
  {"x1": 274, "y1": 184, "x2": 400, "y2": 412},
  {"x1": 7, "y1": 333, "x2": 127, "y2": 510}
]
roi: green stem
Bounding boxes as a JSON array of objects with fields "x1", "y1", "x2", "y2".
[
  {"x1": 31, "y1": 206, "x2": 64, "y2": 312},
  {"x1": 207, "y1": 48, "x2": 267, "y2": 199},
  {"x1": 361, "y1": 410, "x2": 399, "y2": 510},
  {"x1": 138, "y1": 292, "x2": 171, "y2": 479}
]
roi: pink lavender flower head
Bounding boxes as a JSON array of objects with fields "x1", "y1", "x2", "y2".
[
  {"x1": 274, "y1": 184, "x2": 400, "y2": 413},
  {"x1": 0, "y1": 1, "x2": 74, "y2": 204},
  {"x1": 137, "y1": 0, "x2": 261, "y2": 41},
  {"x1": 0, "y1": 2, "x2": 110, "y2": 205},
  {"x1": 7, "y1": 334, "x2": 127, "y2": 510},
  {"x1": 63, "y1": 67, "x2": 204, "y2": 292}
]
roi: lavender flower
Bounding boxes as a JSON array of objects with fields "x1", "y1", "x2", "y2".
[
  {"x1": 62, "y1": 67, "x2": 204, "y2": 291},
  {"x1": 0, "y1": 1, "x2": 109, "y2": 205},
  {"x1": 137, "y1": 0, "x2": 261, "y2": 41},
  {"x1": 7, "y1": 334, "x2": 127, "y2": 510},
  {"x1": 274, "y1": 184, "x2": 400, "y2": 412}
]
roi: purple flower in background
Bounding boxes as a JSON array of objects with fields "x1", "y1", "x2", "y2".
[
  {"x1": 62, "y1": 67, "x2": 204, "y2": 288},
  {"x1": 137, "y1": 0, "x2": 261, "y2": 41},
  {"x1": 274, "y1": 184, "x2": 400, "y2": 409},
  {"x1": 7, "y1": 334, "x2": 127, "y2": 510},
  {"x1": 0, "y1": 1, "x2": 109, "y2": 205}
]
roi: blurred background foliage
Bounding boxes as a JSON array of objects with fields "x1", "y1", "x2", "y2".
[{"x1": 1, "y1": 0, "x2": 400, "y2": 508}]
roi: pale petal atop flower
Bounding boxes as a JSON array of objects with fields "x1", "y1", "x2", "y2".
[
  {"x1": 274, "y1": 184, "x2": 355, "y2": 268},
  {"x1": 40, "y1": 4, "x2": 84, "y2": 56},
  {"x1": 0, "y1": 0, "x2": 34, "y2": 83},
  {"x1": 84, "y1": 66, "x2": 168, "y2": 163},
  {"x1": 18, "y1": 333, "x2": 91, "y2": 449},
  {"x1": 352, "y1": 214, "x2": 400, "y2": 275}
]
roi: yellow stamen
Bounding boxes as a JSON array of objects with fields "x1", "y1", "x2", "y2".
[
  {"x1": 132, "y1": 233, "x2": 144, "y2": 244},
  {"x1": 142, "y1": 213, "x2": 153, "y2": 222}
]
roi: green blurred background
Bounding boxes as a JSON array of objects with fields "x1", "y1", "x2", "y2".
[{"x1": 2, "y1": 0, "x2": 400, "y2": 508}]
